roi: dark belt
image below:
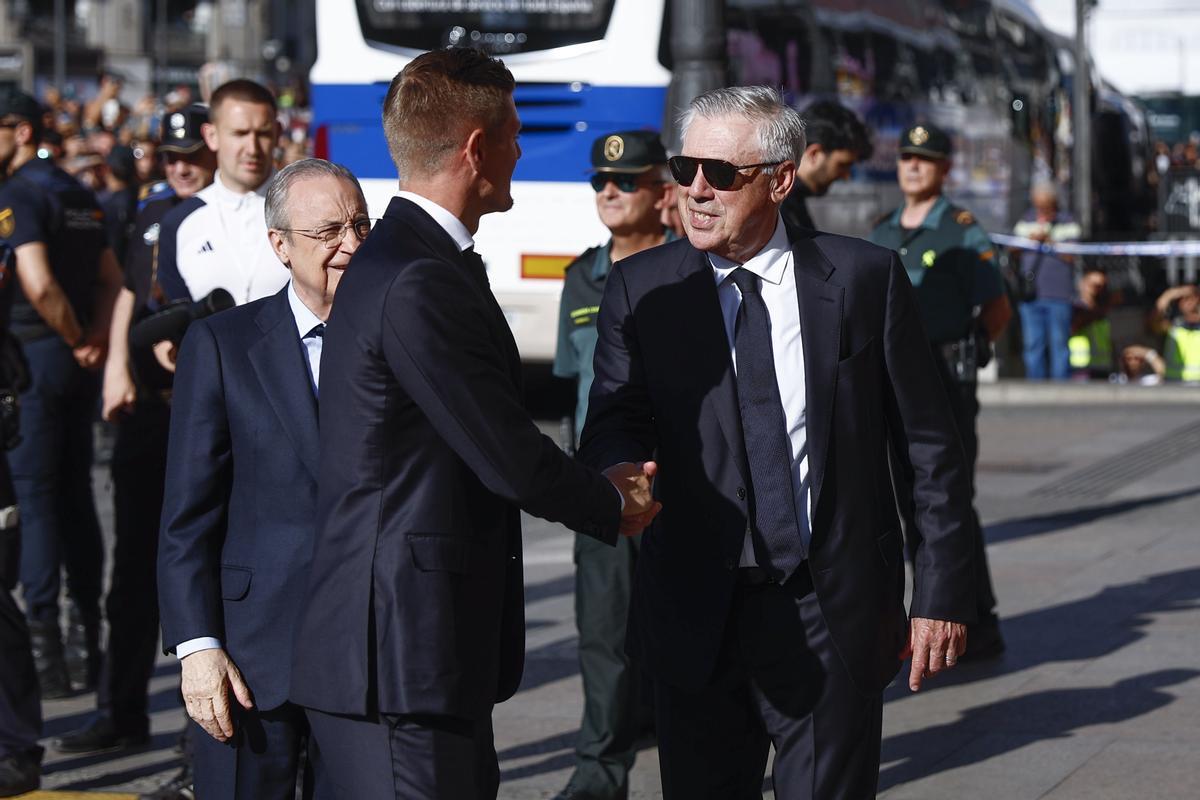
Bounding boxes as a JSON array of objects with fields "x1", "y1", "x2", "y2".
[{"x1": 735, "y1": 563, "x2": 814, "y2": 595}]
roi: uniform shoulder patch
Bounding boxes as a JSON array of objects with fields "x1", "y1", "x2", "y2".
[
  {"x1": 0, "y1": 207, "x2": 13, "y2": 239},
  {"x1": 954, "y1": 209, "x2": 975, "y2": 226}
]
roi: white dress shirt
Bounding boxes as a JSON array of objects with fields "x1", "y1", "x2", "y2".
[
  {"x1": 709, "y1": 215, "x2": 811, "y2": 565},
  {"x1": 175, "y1": 281, "x2": 325, "y2": 660},
  {"x1": 397, "y1": 191, "x2": 474, "y2": 253}
]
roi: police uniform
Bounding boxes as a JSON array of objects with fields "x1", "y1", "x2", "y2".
[
  {"x1": 552, "y1": 130, "x2": 670, "y2": 800},
  {"x1": 55, "y1": 105, "x2": 210, "y2": 756},
  {"x1": 868, "y1": 124, "x2": 1006, "y2": 654},
  {"x1": 0, "y1": 91, "x2": 110, "y2": 696},
  {"x1": 0, "y1": 222, "x2": 43, "y2": 795}
]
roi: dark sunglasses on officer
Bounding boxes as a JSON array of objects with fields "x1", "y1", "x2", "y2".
[
  {"x1": 589, "y1": 172, "x2": 663, "y2": 193},
  {"x1": 667, "y1": 155, "x2": 783, "y2": 191}
]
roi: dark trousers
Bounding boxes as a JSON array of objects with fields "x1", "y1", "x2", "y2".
[
  {"x1": 0, "y1": 453, "x2": 42, "y2": 761},
  {"x1": 941, "y1": 370, "x2": 998, "y2": 625},
  {"x1": 570, "y1": 532, "x2": 642, "y2": 797},
  {"x1": 11, "y1": 336, "x2": 103, "y2": 622},
  {"x1": 653, "y1": 570, "x2": 882, "y2": 800},
  {"x1": 191, "y1": 701, "x2": 314, "y2": 800},
  {"x1": 97, "y1": 400, "x2": 170, "y2": 735},
  {"x1": 306, "y1": 706, "x2": 498, "y2": 799}
]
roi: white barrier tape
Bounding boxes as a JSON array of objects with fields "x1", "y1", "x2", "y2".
[{"x1": 990, "y1": 233, "x2": 1200, "y2": 257}]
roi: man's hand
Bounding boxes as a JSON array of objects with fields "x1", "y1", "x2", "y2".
[
  {"x1": 180, "y1": 648, "x2": 254, "y2": 742},
  {"x1": 900, "y1": 617, "x2": 967, "y2": 692},
  {"x1": 603, "y1": 461, "x2": 663, "y2": 536},
  {"x1": 102, "y1": 365, "x2": 137, "y2": 421},
  {"x1": 73, "y1": 329, "x2": 107, "y2": 370},
  {"x1": 153, "y1": 340, "x2": 178, "y2": 373}
]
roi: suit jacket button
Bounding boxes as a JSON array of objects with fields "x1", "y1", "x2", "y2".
[{"x1": 736, "y1": 486, "x2": 746, "y2": 500}]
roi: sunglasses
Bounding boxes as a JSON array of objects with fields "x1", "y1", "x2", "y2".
[
  {"x1": 668, "y1": 155, "x2": 782, "y2": 190},
  {"x1": 589, "y1": 173, "x2": 654, "y2": 193}
]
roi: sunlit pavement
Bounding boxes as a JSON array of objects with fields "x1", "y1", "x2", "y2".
[{"x1": 29, "y1": 385, "x2": 1200, "y2": 798}]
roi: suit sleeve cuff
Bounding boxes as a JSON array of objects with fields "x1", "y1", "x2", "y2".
[{"x1": 175, "y1": 637, "x2": 223, "y2": 660}]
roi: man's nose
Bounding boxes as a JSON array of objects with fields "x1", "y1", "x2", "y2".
[{"x1": 688, "y1": 169, "x2": 714, "y2": 198}]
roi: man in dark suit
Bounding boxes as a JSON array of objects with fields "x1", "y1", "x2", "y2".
[
  {"x1": 290, "y1": 48, "x2": 658, "y2": 800},
  {"x1": 579, "y1": 86, "x2": 977, "y2": 799},
  {"x1": 157, "y1": 158, "x2": 370, "y2": 798}
]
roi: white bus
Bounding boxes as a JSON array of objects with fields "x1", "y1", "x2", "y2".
[
  {"x1": 312, "y1": 1, "x2": 1122, "y2": 362},
  {"x1": 310, "y1": 1, "x2": 670, "y2": 362}
]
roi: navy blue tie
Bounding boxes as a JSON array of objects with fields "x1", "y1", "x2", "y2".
[
  {"x1": 731, "y1": 268, "x2": 805, "y2": 582},
  {"x1": 305, "y1": 323, "x2": 325, "y2": 339}
]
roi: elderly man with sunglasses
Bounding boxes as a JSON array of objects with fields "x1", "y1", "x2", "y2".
[
  {"x1": 552, "y1": 130, "x2": 674, "y2": 800},
  {"x1": 578, "y1": 87, "x2": 979, "y2": 798},
  {"x1": 157, "y1": 158, "x2": 370, "y2": 798}
]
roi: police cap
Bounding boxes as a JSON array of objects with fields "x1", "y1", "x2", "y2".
[
  {"x1": 898, "y1": 123, "x2": 952, "y2": 160},
  {"x1": 0, "y1": 89, "x2": 44, "y2": 124},
  {"x1": 159, "y1": 104, "x2": 209, "y2": 154},
  {"x1": 589, "y1": 130, "x2": 667, "y2": 174}
]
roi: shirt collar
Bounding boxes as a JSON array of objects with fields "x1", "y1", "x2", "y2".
[
  {"x1": 397, "y1": 191, "x2": 474, "y2": 253},
  {"x1": 709, "y1": 214, "x2": 791, "y2": 287},
  {"x1": 287, "y1": 280, "x2": 324, "y2": 340},
  {"x1": 211, "y1": 170, "x2": 270, "y2": 208}
]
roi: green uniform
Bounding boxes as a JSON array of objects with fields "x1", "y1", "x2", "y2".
[
  {"x1": 868, "y1": 195, "x2": 1005, "y2": 344},
  {"x1": 1069, "y1": 318, "x2": 1114, "y2": 376},
  {"x1": 868, "y1": 194, "x2": 1004, "y2": 631},
  {"x1": 1164, "y1": 318, "x2": 1200, "y2": 383},
  {"x1": 553, "y1": 239, "x2": 645, "y2": 800}
]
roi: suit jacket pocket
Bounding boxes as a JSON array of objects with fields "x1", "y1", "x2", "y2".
[
  {"x1": 876, "y1": 529, "x2": 901, "y2": 566},
  {"x1": 220, "y1": 565, "x2": 253, "y2": 600},
  {"x1": 837, "y1": 336, "x2": 876, "y2": 375},
  {"x1": 408, "y1": 534, "x2": 480, "y2": 574}
]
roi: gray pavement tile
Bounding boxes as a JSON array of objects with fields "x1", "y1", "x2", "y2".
[{"x1": 1040, "y1": 739, "x2": 1200, "y2": 800}]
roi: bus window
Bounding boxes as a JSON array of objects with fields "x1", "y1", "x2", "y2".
[{"x1": 355, "y1": 0, "x2": 616, "y2": 55}]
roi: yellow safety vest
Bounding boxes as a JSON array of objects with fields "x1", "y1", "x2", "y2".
[
  {"x1": 1165, "y1": 325, "x2": 1200, "y2": 382},
  {"x1": 1068, "y1": 319, "x2": 1113, "y2": 372}
]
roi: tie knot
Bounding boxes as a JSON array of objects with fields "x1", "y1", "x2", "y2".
[
  {"x1": 731, "y1": 268, "x2": 761, "y2": 295},
  {"x1": 306, "y1": 323, "x2": 325, "y2": 339}
]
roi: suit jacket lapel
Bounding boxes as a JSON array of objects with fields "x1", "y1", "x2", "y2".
[
  {"x1": 248, "y1": 289, "x2": 320, "y2": 481},
  {"x1": 676, "y1": 247, "x2": 750, "y2": 485},
  {"x1": 388, "y1": 197, "x2": 523, "y2": 387},
  {"x1": 791, "y1": 235, "x2": 842, "y2": 516}
]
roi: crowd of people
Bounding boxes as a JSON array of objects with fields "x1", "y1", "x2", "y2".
[{"x1": 0, "y1": 48, "x2": 1198, "y2": 800}]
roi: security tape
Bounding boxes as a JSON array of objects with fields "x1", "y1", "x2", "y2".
[{"x1": 990, "y1": 233, "x2": 1200, "y2": 257}]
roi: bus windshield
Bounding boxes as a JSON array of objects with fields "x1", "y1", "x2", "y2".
[{"x1": 355, "y1": 0, "x2": 616, "y2": 55}]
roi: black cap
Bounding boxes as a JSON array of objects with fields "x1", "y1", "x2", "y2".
[
  {"x1": 589, "y1": 130, "x2": 667, "y2": 174},
  {"x1": 106, "y1": 145, "x2": 137, "y2": 182},
  {"x1": 0, "y1": 89, "x2": 44, "y2": 123},
  {"x1": 159, "y1": 104, "x2": 209, "y2": 153},
  {"x1": 898, "y1": 124, "x2": 952, "y2": 160}
]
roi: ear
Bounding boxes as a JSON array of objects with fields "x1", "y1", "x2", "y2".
[
  {"x1": 802, "y1": 142, "x2": 823, "y2": 166},
  {"x1": 768, "y1": 160, "x2": 796, "y2": 203},
  {"x1": 268, "y1": 229, "x2": 292, "y2": 268},
  {"x1": 15, "y1": 122, "x2": 35, "y2": 147},
  {"x1": 201, "y1": 122, "x2": 218, "y2": 153},
  {"x1": 464, "y1": 126, "x2": 487, "y2": 176}
]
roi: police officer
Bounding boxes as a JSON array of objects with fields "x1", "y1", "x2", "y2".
[
  {"x1": 552, "y1": 130, "x2": 673, "y2": 800},
  {"x1": 0, "y1": 173, "x2": 42, "y2": 796},
  {"x1": 780, "y1": 100, "x2": 872, "y2": 231},
  {"x1": 868, "y1": 123, "x2": 1011, "y2": 660},
  {"x1": 0, "y1": 89, "x2": 124, "y2": 697},
  {"x1": 54, "y1": 104, "x2": 216, "y2": 759}
]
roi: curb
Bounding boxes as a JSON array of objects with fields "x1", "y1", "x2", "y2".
[{"x1": 978, "y1": 380, "x2": 1200, "y2": 406}]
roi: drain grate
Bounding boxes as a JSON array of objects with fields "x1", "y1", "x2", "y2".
[{"x1": 1033, "y1": 418, "x2": 1200, "y2": 499}]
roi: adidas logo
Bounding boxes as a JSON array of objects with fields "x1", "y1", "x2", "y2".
[{"x1": 197, "y1": 241, "x2": 214, "y2": 254}]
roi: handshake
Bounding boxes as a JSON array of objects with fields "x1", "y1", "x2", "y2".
[{"x1": 602, "y1": 461, "x2": 661, "y2": 537}]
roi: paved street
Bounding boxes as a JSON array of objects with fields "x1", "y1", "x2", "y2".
[{"x1": 24, "y1": 388, "x2": 1200, "y2": 799}]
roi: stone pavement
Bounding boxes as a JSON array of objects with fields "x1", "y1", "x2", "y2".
[{"x1": 22, "y1": 390, "x2": 1200, "y2": 799}]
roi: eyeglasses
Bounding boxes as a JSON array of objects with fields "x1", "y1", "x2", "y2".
[
  {"x1": 589, "y1": 173, "x2": 660, "y2": 193},
  {"x1": 279, "y1": 217, "x2": 375, "y2": 249},
  {"x1": 668, "y1": 155, "x2": 782, "y2": 191}
]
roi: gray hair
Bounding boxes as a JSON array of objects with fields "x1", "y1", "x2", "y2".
[
  {"x1": 677, "y1": 86, "x2": 807, "y2": 166},
  {"x1": 264, "y1": 158, "x2": 364, "y2": 231}
]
